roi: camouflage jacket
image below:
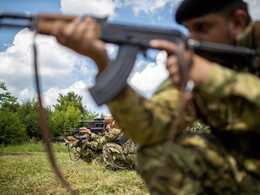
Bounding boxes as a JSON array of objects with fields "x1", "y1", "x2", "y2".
[
  {"x1": 108, "y1": 21, "x2": 260, "y2": 156},
  {"x1": 88, "y1": 128, "x2": 124, "y2": 150}
]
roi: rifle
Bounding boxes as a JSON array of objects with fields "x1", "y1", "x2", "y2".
[
  {"x1": 64, "y1": 127, "x2": 106, "y2": 135},
  {"x1": 78, "y1": 117, "x2": 107, "y2": 132},
  {"x1": 65, "y1": 117, "x2": 107, "y2": 135},
  {"x1": 52, "y1": 136, "x2": 76, "y2": 141},
  {"x1": 1, "y1": 12, "x2": 259, "y2": 105}
]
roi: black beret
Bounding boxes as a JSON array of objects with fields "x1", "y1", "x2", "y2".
[{"x1": 175, "y1": 0, "x2": 244, "y2": 24}]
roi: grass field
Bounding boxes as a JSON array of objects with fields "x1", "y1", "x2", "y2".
[{"x1": 0, "y1": 141, "x2": 149, "y2": 195}]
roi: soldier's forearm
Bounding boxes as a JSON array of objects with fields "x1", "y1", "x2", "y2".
[{"x1": 108, "y1": 85, "x2": 183, "y2": 145}]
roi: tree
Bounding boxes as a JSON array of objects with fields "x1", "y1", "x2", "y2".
[
  {"x1": 18, "y1": 99, "x2": 41, "y2": 139},
  {"x1": 0, "y1": 82, "x2": 27, "y2": 145},
  {"x1": 49, "y1": 91, "x2": 97, "y2": 136},
  {"x1": 0, "y1": 109, "x2": 27, "y2": 145},
  {"x1": 0, "y1": 81, "x2": 19, "y2": 112},
  {"x1": 54, "y1": 91, "x2": 85, "y2": 113}
]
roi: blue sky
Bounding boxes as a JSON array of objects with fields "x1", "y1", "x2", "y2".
[
  {"x1": 0, "y1": 0, "x2": 259, "y2": 115},
  {"x1": 0, "y1": 0, "x2": 61, "y2": 51}
]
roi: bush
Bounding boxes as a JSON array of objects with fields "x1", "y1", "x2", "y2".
[
  {"x1": 0, "y1": 109, "x2": 28, "y2": 145},
  {"x1": 18, "y1": 99, "x2": 41, "y2": 139}
]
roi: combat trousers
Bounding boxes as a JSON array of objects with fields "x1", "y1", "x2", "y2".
[{"x1": 137, "y1": 133, "x2": 260, "y2": 195}]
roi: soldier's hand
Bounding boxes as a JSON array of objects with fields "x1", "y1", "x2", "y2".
[
  {"x1": 80, "y1": 128, "x2": 91, "y2": 135},
  {"x1": 149, "y1": 40, "x2": 212, "y2": 88},
  {"x1": 64, "y1": 139, "x2": 70, "y2": 145},
  {"x1": 50, "y1": 17, "x2": 110, "y2": 72},
  {"x1": 83, "y1": 139, "x2": 90, "y2": 146}
]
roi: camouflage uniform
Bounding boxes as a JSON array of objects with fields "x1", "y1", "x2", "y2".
[
  {"x1": 89, "y1": 128, "x2": 136, "y2": 170},
  {"x1": 108, "y1": 21, "x2": 260, "y2": 194},
  {"x1": 66, "y1": 139, "x2": 101, "y2": 163}
]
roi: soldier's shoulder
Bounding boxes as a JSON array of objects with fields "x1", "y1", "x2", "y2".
[{"x1": 108, "y1": 128, "x2": 122, "y2": 135}]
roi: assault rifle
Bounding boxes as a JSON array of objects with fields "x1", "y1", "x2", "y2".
[
  {"x1": 65, "y1": 117, "x2": 107, "y2": 135},
  {"x1": 52, "y1": 136, "x2": 76, "y2": 141},
  {"x1": 64, "y1": 127, "x2": 106, "y2": 135},
  {"x1": 0, "y1": 12, "x2": 259, "y2": 106}
]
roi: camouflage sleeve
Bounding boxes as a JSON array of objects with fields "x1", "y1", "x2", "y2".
[
  {"x1": 88, "y1": 128, "x2": 122, "y2": 150},
  {"x1": 88, "y1": 133, "x2": 104, "y2": 150},
  {"x1": 104, "y1": 128, "x2": 122, "y2": 142},
  {"x1": 89, "y1": 133, "x2": 101, "y2": 140},
  {"x1": 108, "y1": 83, "x2": 194, "y2": 146},
  {"x1": 199, "y1": 63, "x2": 260, "y2": 131}
]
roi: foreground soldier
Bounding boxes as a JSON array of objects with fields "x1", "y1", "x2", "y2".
[
  {"x1": 50, "y1": 0, "x2": 260, "y2": 194},
  {"x1": 81, "y1": 117, "x2": 136, "y2": 170}
]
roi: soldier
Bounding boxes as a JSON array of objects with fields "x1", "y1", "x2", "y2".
[
  {"x1": 64, "y1": 131, "x2": 101, "y2": 163},
  {"x1": 81, "y1": 116, "x2": 136, "y2": 170},
  {"x1": 50, "y1": 0, "x2": 260, "y2": 194}
]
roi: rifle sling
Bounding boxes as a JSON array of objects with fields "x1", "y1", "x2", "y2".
[
  {"x1": 118, "y1": 134, "x2": 129, "y2": 145},
  {"x1": 147, "y1": 41, "x2": 196, "y2": 189},
  {"x1": 33, "y1": 37, "x2": 77, "y2": 194}
]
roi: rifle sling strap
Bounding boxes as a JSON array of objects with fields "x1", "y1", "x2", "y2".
[{"x1": 33, "y1": 36, "x2": 77, "y2": 194}]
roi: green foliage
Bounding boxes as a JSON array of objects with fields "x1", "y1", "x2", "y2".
[
  {"x1": 0, "y1": 109, "x2": 28, "y2": 145},
  {"x1": 64, "y1": 103, "x2": 81, "y2": 129},
  {"x1": 49, "y1": 109, "x2": 66, "y2": 136},
  {"x1": 50, "y1": 91, "x2": 98, "y2": 136},
  {"x1": 0, "y1": 83, "x2": 99, "y2": 144},
  {"x1": 0, "y1": 81, "x2": 19, "y2": 112},
  {"x1": 54, "y1": 91, "x2": 85, "y2": 113},
  {"x1": 17, "y1": 99, "x2": 41, "y2": 139}
]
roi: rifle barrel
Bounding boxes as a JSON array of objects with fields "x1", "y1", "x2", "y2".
[{"x1": 187, "y1": 39, "x2": 260, "y2": 56}]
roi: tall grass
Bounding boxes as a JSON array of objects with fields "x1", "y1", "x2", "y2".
[
  {"x1": 0, "y1": 142, "x2": 149, "y2": 194},
  {"x1": 0, "y1": 139, "x2": 68, "y2": 153}
]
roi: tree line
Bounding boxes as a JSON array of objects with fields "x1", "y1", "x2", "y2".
[{"x1": 0, "y1": 81, "x2": 99, "y2": 145}]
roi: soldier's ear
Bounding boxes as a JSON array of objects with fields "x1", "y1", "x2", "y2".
[{"x1": 229, "y1": 9, "x2": 248, "y2": 37}]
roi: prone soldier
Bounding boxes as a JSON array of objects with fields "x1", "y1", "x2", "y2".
[
  {"x1": 63, "y1": 131, "x2": 99, "y2": 163},
  {"x1": 81, "y1": 116, "x2": 136, "y2": 170}
]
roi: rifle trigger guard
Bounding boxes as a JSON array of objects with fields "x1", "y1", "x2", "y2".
[{"x1": 89, "y1": 44, "x2": 139, "y2": 106}]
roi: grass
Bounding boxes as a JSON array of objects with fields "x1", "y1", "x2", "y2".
[{"x1": 0, "y1": 142, "x2": 149, "y2": 195}]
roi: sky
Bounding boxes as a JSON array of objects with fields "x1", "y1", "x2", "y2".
[{"x1": 0, "y1": 0, "x2": 259, "y2": 115}]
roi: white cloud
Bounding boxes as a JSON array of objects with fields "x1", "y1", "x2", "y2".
[
  {"x1": 0, "y1": 28, "x2": 100, "y2": 110},
  {"x1": 105, "y1": 43, "x2": 118, "y2": 57},
  {"x1": 19, "y1": 88, "x2": 36, "y2": 101},
  {"x1": 60, "y1": 0, "x2": 122, "y2": 18},
  {"x1": 124, "y1": 0, "x2": 171, "y2": 16},
  {"x1": 124, "y1": 0, "x2": 260, "y2": 20},
  {"x1": 245, "y1": 0, "x2": 260, "y2": 20},
  {"x1": 43, "y1": 80, "x2": 110, "y2": 115},
  {"x1": 128, "y1": 51, "x2": 168, "y2": 98}
]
